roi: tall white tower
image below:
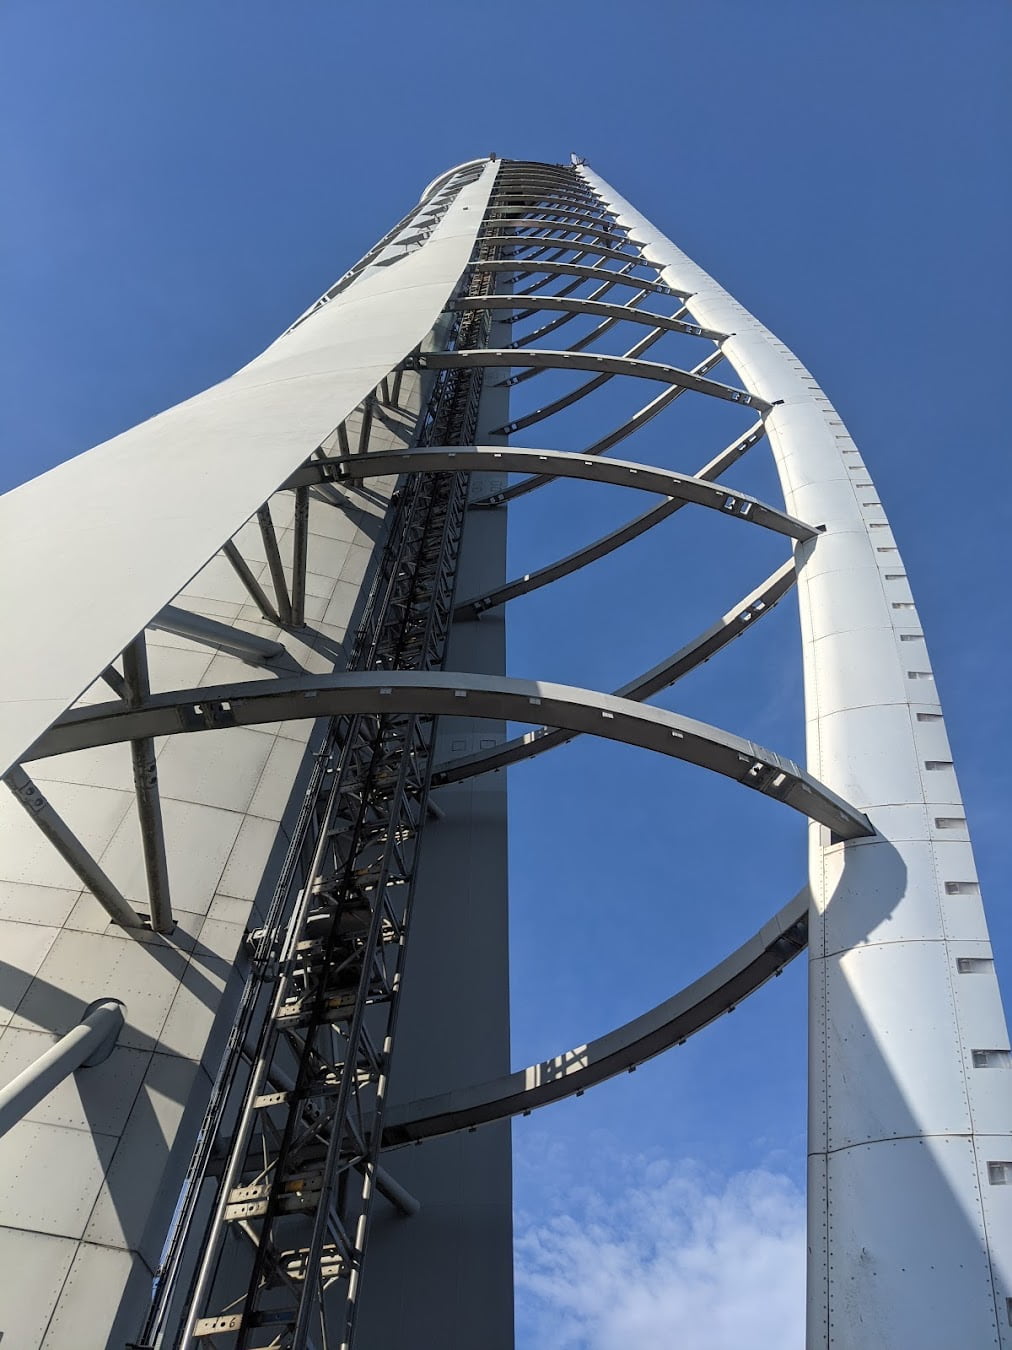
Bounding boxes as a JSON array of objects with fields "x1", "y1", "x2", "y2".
[{"x1": 0, "y1": 156, "x2": 1008, "y2": 1349}]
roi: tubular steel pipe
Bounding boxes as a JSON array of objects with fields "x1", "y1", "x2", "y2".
[{"x1": 0, "y1": 1000, "x2": 126, "y2": 1139}]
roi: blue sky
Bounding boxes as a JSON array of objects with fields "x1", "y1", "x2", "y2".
[{"x1": 2, "y1": 3, "x2": 1010, "y2": 1345}]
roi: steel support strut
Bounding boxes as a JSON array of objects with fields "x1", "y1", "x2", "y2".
[
  {"x1": 122, "y1": 635, "x2": 173, "y2": 933},
  {"x1": 142, "y1": 197, "x2": 508, "y2": 1350},
  {"x1": 2, "y1": 155, "x2": 962, "y2": 1350}
]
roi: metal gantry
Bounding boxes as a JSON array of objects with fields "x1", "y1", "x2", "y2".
[
  {"x1": 1, "y1": 155, "x2": 1009, "y2": 1350},
  {"x1": 139, "y1": 249, "x2": 503, "y2": 1348}
]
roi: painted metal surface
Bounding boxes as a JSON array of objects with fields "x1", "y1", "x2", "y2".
[
  {"x1": 0, "y1": 1000, "x2": 124, "y2": 1139},
  {"x1": 0, "y1": 160, "x2": 489, "y2": 1346},
  {"x1": 24, "y1": 669, "x2": 873, "y2": 841},
  {"x1": 2, "y1": 150, "x2": 1003, "y2": 1349},
  {"x1": 579, "y1": 162, "x2": 1012, "y2": 1348},
  {"x1": 289, "y1": 443, "x2": 814, "y2": 538},
  {"x1": 0, "y1": 162, "x2": 496, "y2": 780},
  {"x1": 382, "y1": 888, "x2": 808, "y2": 1145}
]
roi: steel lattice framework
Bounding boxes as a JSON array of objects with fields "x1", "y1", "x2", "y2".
[{"x1": 0, "y1": 156, "x2": 1010, "y2": 1350}]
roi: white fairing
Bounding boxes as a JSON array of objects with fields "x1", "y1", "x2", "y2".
[
  {"x1": 0, "y1": 162, "x2": 496, "y2": 1347},
  {"x1": 581, "y1": 165, "x2": 1012, "y2": 1348},
  {"x1": 0, "y1": 164, "x2": 497, "y2": 780}
]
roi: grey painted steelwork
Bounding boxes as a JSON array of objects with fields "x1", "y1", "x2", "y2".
[
  {"x1": 435, "y1": 561, "x2": 798, "y2": 784},
  {"x1": 0, "y1": 1000, "x2": 125, "y2": 1139},
  {"x1": 382, "y1": 891, "x2": 808, "y2": 1146},
  {"x1": 25, "y1": 670, "x2": 871, "y2": 840},
  {"x1": 122, "y1": 636, "x2": 174, "y2": 934},
  {"x1": 452, "y1": 292, "x2": 726, "y2": 340},
  {"x1": 420, "y1": 346, "x2": 769, "y2": 411},
  {"x1": 477, "y1": 256, "x2": 684, "y2": 297},
  {"x1": 2, "y1": 766, "x2": 144, "y2": 929},
  {"x1": 289, "y1": 444, "x2": 814, "y2": 539},
  {"x1": 452, "y1": 420, "x2": 769, "y2": 616},
  {"x1": 151, "y1": 606, "x2": 286, "y2": 666},
  {"x1": 1, "y1": 152, "x2": 997, "y2": 1350},
  {"x1": 577, "y1": 161, "x2": 1012, "y2": 1347}
]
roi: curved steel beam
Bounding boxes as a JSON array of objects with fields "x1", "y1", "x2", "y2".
[
  {"x1": 26, "y1": 671, "x2": 872, "y2": 840},
  {"x1": 482, "y1": 234, "x2": 653, "y2": 270},
  {"x1": 491, "y1": 222, "x2": 644, "y2": 251},
  {"x1": 293, "y1": 446, "x2": 815, "y2": 541},
  {"x1": 487, "y1": 327, "x2": 670, "y2": 432},
  {"x1": 455, "y1": 421, "x2": 773, "y2": 617},
  {"x1": 504, "y1": 295, "x2": 655, "y2": 384},
  {"x1": 507, "y1": 280, "x2": 644, "y2": 348},
  {"x1": 494, "y1": 186, "x2": 606, "y2": 204},
  {"x1": 381, "y1": 888, "x2": 809, "y2": 1148},
  {"x1": 468, "y1": 351, "x2": 734, "y2": 508},
  {"x1": 437, "y1": 560, "x2": 797, "y2": 783},
  {"x1": 497, "y1": 209, "x2": 629, "y2": 235},
  {"x1": 452, "y1": 293, "x2": 726, "y2": 343},
  {"x1": 512, "y1": 262, "x2": 638, "y2": 323},
  {"x1": 513, "y1": 255, "x2": 608, "y2": 297},
  {"x1": 418, "y1": 349, "x2": 769, "y2": 414},
  {"x1": 477, "y1": 258, "x2": 684, "y2": 299}
]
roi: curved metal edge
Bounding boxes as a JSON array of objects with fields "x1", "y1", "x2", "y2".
[
  {"x1": 436, "y1": 559, "x2": 798, "y2": 783},
  {"x1": 419, "y1": 348, "x2": 769, "y2": 413},
  {"x1": 475, "y1": 351, "x2": 733, "y2": 507},
  {"x1": 481, "y1": 234, "x2": 663, "y2": 270},
  {"x1": 476, "y1": 258, "x2": 683, "y2": 299},
  {"x1": 504, "y1": 291, "x2": 658, "y2": 386},
  {"x1": 488, "y1": 327, "x2": 670, "y2": 433},
  {"x1": 419, "y1": 156, "x2": 494, "y2": 202},
  {"x1": 506, "y1": 283, "x2": 649, "y2": 350},
  {"x1": 296, "y1": 445, "x2": 814, "y2": 542},
  {"x1": 457, "y1": 496, "x2": 684, "y2": 618},
  {"x1": 380, "y1": 889, "x2": 809, "y2": 1147},
  {"x1": 452, "y1": 293, "x2": 726, "y2": 343},
  {"x1": 454, "y1": 419, "x2": 771, "y2": 617},
  {"x1": 27, "y1": 671, "x2": 873, "y2": 841},
  {"x1": 512, "y1": 261, "x2": 639, "y2": 318},
  {"x1": 491, "y1": 209, "x2": 631, "y2": 237}
]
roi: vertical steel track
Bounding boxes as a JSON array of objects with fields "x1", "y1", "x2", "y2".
[
  {"x1": 8, "y1": 155, "x2": 1005, "y2": 1350},
  {"x1": 138, "y1": 230, "x2": 503, "y2": 1350}
]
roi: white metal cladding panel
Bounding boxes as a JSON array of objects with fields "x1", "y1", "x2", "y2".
[
  {"x1": 0, "y1": 161, "x2": 496, "y2": 779},
  {"x1": 580, "y1": 164, "x2": 1012, "y2": 1347},
  {"x1": 821, "y1": 836, "x2": 952, "y2": 952},
  {"x1": 0, "y1": 412, "x2": 410, "y2": 1342},
  {"x1": 824, "y1": 943, "x2": 970, "y2": 1149},
  {"x1": 824, "y1": 1136, "x2": 999, "y2": 1350},
  {"x1": 0, "y1": 1228, "x2": 78, "y2": 1347}
]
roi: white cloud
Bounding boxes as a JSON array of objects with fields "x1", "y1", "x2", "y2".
[{"x1": 515, "y1": 1161, "x2": 805, "y2": 1350}]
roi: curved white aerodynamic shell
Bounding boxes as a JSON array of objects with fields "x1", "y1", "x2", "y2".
[{"x1": 579, "y1": 163, "x2": 1011, "y2": 1350}]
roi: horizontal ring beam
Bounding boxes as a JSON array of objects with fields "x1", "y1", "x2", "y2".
[
  {"x1": 291, "y1": 446, "x2": 815, "y2": 541},
  {"x1": 381, "y1": 889, "x2": 809, "y2": 1147},
  {"x1": 507, "y1": 281, "x2": 648, "y2": 349},
  {"x1": 512, "y1": 263, "x2": 637, "y2": 317},
  {"x1": 481, "y1": 234, "x2": 652, "y2": 269},
  {"x1": 471, "y1": 353, "x2": 735, "y2": 508},
  {"x1": 417, "y1": 349, "x2": 769, "y2": 413},
  {"x1": 455, "y1": 423, "x2": 774, "y2": 616},
  {"x1": 494, "y1": 209, "x2": 629, "y2": 235},
  {"x1": 489, "y1": 327, "x2": 669, "y2": 431},
  {"x1": 492, "y1": 225, "x2": 643, "y2": 254},
  {"x1": 26, "y1": 671, "x2": 873, "y2": 841},
  {"x1": 450, "y1": 293, "x2": 726, "y2": 342},
  {"x1": 475, "y1": 258, "x2": 684, "y2": 298},
  {"x1": 437, "y1": 560, "x2": 797, "y2": 782},
  {"x1": 457, "y1": 496, "x2": 685, "y2": 617}
]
